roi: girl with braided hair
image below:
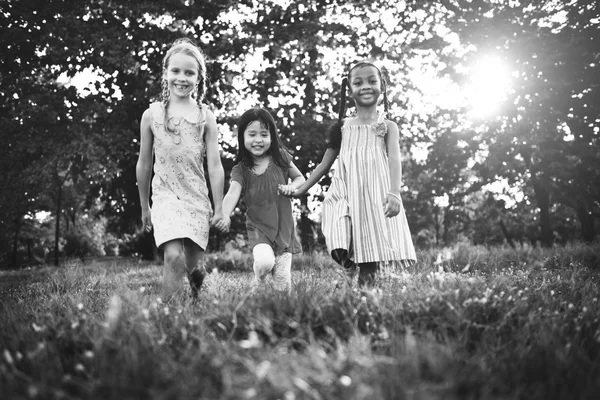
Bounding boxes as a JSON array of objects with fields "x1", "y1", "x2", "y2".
[
  {"x1": 136, "y1": 38, "x2": 225, "y2": 300},
  {"x1": 291, "y1": 62, "x2": 416, "y2": 287}
]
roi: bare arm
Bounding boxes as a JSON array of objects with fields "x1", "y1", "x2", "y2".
[
  {"x1": 136, "y1": 109, "x2": 154, "y2": 230},
  {"x1": 384, "y1": 120, "x2": 403, "y2": 217},
  {"x1": 293, "y1": 148, "x2": 339, "y2": 196},
  {"x1": 213, "y1": 181, "x2": 242, "y2": 233},
  {"x1": 278, "y1": 160, "x2": 307, "y2": 196},
  {"x1": 203, "y1": 108, "x2": 225, "y2": 223}
]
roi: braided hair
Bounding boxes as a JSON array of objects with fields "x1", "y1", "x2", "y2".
[
  {"x1": 327, "y1": 62, "x2": 389, "y2": 149},
  {"x1": 160, "y1": 38, "x2": 207, "y2": 132}
]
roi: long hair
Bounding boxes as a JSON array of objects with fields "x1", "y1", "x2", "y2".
[
  {"x1": 327, "y1": 62, "x2": 390, "y2": 149},
  {"x1": 160, "y1": 38, "x2": 207, "y2": 131},
  {"x1": 236, "y1": 108, "x2": 290, "y2": 169}
]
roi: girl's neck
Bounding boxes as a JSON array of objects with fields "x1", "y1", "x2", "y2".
[
  {"x1": 167, "y1": 96, "x2": 196, "y2": 114},
  {"x1": 251, "y1": 154, "x2": 271, "y2": 174},
  {"x1": 354, "y1": 105, "x2": 378, "y2": 122}
]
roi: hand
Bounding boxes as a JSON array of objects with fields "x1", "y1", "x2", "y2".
[
  {"x1": 210, "y1": 210, "x2": 224, "y2": 227},
  {"x1": 141, "y1": 208, "x2": 153, "y2": 232},
  {"x1": 384, "y1": 193, "x2": 401, "y2": 218},
  {"x1": 278, "y1": 184, "x2": 296, "y2": 197},
  {"x1": 212, "y1": 214, "x2": 231, "y2": 233}
]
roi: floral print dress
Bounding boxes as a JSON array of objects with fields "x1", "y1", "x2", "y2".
[
  {"x1": 149, "y1": 102, "x2": 212, "y2": 249},
  {"x1": 321, "y1": 113, "x2": 416, "y2": 265}
]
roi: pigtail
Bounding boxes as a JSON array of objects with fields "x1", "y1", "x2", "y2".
[
  {"x1": 326, "y1": 77, "x2": 347, "y2": 150},
  {"x1": 380, "y1": 66, "x2": 390, "y2": 118},
  {"x1": 161, "y1": 78, "x2": 171, "y2": 132}
]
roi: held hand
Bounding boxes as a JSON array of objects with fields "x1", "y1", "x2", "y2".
[
  {"x1": 278, "y1": 184, "x2": 296, "y2": 197},
  {"x1": 384, "y1": 192, "x2": 402, "y2": 218},
  {"x1": 210, "y1": 210, "x2": 224, "y2": 227},
  {"x1": 141, "y1": 208, "x2": 153, "y2": 232},
  {"x1": 213, "y1": 214, "x2": 231, "y2": 233}
]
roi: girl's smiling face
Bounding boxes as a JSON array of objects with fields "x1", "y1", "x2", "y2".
[
  {"x1": 349, "y1": 65, "x2": 382, "y2": 108},
  {"x1": 164, "y1": 53, "x2": 199, "y2": 99},
  {"x1": 243, "y1": 120, "x2": 272, "y2": 159}
]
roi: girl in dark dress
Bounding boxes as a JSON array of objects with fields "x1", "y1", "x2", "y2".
[{"x1": 214, "y1": 108, "x2": 304, "y2": 293}]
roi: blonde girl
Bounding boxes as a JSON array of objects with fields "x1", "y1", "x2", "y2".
[{"x1": 136, "y1": 38, "x2": 225, "y2": 300}]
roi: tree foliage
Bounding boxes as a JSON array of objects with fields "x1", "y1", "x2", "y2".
[{"x1": 1, "y1": 0, "x2": 598, "y2": 266}]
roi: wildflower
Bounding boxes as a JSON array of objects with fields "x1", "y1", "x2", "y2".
[
  {"x1": 71, "y1": 321, "x2": 79, "y2": 329},
  {"x1": 32, "y1": 323, "x2": 45, "y2": 333},
  {"x1": 583, "y1": 307, "x2": 588, "y2": 313},
  {"x1": 142, "y1": 309, "x2": 150, "y2": 319},
  {"x1": 361, "y1": 296, "x2": 367, "y2": 303},
  {"x1": 27, "y1": 385, "x2": 38, "y2": 398},
  {"x1": 75, "y1": 363, "x2": 85, "y2": 372},
  {"x1": 238, "y1": 331, "x2": 261, "y2": 349},
  {"x1": 156, "y1": 297, "x2": 162, "y2": 304},
  {"x1": 339, "y1": 375, "x2": 352, "y2": 386},
  {"x1": 77, "y1": 303, "x2": 84, "y2": 311},
  {"x1": 105, "y1": 295, "x2": 122, "y2": 331},
  {"x1": 139, "y1": 287, "x2": 146, "y2": 293},
  {"x1": 84, "y1": 351, "x2": 94, "y2": 359},
  {"x1": 550, "y1": 290, "x2": 555, "y2": 296},
  {"x1": 568, "y1": 303, "x2": 574, "y2": 309},
  {"x1": 163, "y1": 307, "x2": 170, "y2": 316},
  {"x1": 3, "y1": 350, "x2": 14, "y2": 365}
]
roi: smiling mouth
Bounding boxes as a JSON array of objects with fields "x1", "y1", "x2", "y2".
[{"x1": 174, "y1": 84, "x2": 189, "y2": 90}]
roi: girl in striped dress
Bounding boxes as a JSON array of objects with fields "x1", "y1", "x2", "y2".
[{"x1": 292, "y1": 62, "x2": 416, "y2": 286}]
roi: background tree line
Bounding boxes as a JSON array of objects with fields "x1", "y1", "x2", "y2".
[{"x1": 1, "y1": 0, "x2": 598, "y2": 267}]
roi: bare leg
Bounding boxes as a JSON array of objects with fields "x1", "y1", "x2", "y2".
[
  {"x1": 331, "y1": 248, "x2": 357, "y2": 285},
  {"x1": 252, "y1": 244, "x2": 275, "y2": 291},
  {"x1": 183, "y1": 239, "x2": 206, "y2": 299},
  {"x1": 272, "y1": 252, "x2": 292, "y2": 293},
  {"x1": 162, "y1": 240, "x2": 187, "y2": 300},
  {"x1": 358, "y1": 262, "x2": 378, "y2": 287}
]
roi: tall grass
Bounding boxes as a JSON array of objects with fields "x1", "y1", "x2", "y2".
[{"x1": 1, "y1": 243, "x2": 599, "y2": 399}]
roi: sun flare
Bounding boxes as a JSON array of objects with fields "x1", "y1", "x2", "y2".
[{"x1": 464, "y1": 55, "x2": 512, "y2": 119}]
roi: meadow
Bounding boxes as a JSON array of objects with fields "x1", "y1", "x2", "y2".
[{"x1": 1, "y1": 243, "x2": 599, "y2": 400}]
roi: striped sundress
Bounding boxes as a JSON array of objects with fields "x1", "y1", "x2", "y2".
[{"x1": 321, "y1": 114, "x2": 416, "y2": 266}]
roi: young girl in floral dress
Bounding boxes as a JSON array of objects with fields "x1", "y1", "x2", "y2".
[{"x1": 136, "y1": 38, "x2": 225, "y2": 300}]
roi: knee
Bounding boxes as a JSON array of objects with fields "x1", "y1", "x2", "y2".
[
  {"x1": 253, "y1": 245, "x2": 275, "y2": 279},
  {"x1": 164, "y1": 245, "x2": 185, "y2": 267}
]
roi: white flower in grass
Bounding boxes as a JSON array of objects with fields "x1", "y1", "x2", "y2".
[
  {"x1": 339, "y1": 375, "x2": 352, "y2": 386},
  {"x1": 163, "y1": 307, "x2": 170, "y2": 316},
  {"x1": 84, "y1": 351, "x2": 94, "y2": 359},
  {"x1": 3, "y1": 349, "x2": 14, "y2": 365},
  {"x1": 75, "y1": 363, "x2": 85, "y2": 372},
  {"x1": 105, "y1": 295, "x2": 122, "y2": 331},
  {"x1": 139, "y1": 286, "x2": 146, "y2": 293},
  {"x1": 77, "y1": 303, "x2": 84, "y2": 311},
  {"x1": 32, "y1": 323, "x2": 45, "y2": 333},
  {"x1": 238, "y1": 331, "x2": 261, "y2": 349},
  {"x1": 142, "y1": 309, "x2": 150, "y2": 319}
]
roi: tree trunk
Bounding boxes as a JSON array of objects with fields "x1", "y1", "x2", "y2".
[
  {"x1": 576, "y1": 197, "x2": 595, "y2": 242},
  {"x1": 499, "y1": 220, "x2": 516, "y2": 249},
  {"x1": 11, "y1": 216, "x2": 21, "y2": 266},
  {"x1": 298, "y1": 197, "x2": 314, "y2": 253},
  {"x1": 54, "y1": 184, "x2": 62, "y2": 266},
  {"x1": 533, "y1": 179, "x2": 552, "y2": 248}
]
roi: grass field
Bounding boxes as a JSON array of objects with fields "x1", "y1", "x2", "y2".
[{"x1": 1, "y1": 243, "x2": 599, "y2": 399}]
